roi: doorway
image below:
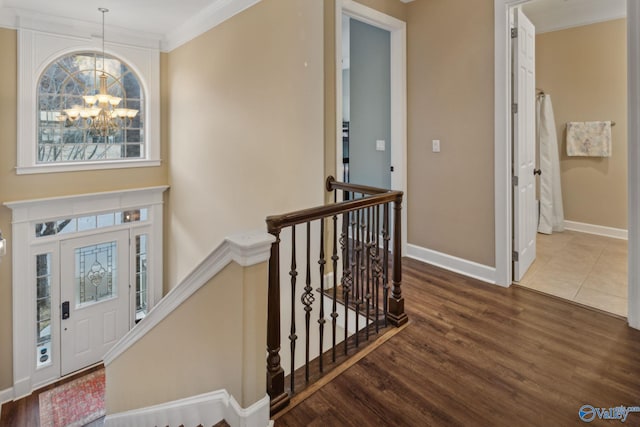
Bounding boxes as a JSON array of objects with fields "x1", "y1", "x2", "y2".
[
  {"x1": 341, "y1": 15, "x2": 392, "y2": 190},
  {"x1": 336, "y1": 0, "x2": 408, "y2": 251},
  {"x1": 7, "y1": 186, "x2": 166, "y2": 398},
  {"x1": 508, "y1": 1, "x2": 629, "y2": 316}
]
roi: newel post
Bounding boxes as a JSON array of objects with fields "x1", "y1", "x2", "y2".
[
  {"x1": 387, "y1": 194, "x2": 408, "y2": 327},
  {"x1": 266, "y1": 228, "x2": 290, "y2": 414}
]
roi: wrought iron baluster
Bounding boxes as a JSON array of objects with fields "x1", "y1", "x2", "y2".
[
  {"x1": 365, "y1": 206, "x2": 371, "y2": 340},
  {"x1": 318, "y1": 218, "x2": 326, "y2": 374},
  {"x1": 354, "y1": 207, "x2": 361, "y2": 348},
  {"x1": 383, "y1": 203, "x2": 390, "y2": 328},
  {"x1": 331, "y1": 212, "x2": 339, "y2": 363},
  {"x1": 302, "y1": 222, "x2": 314, "y2": 383},
  {"x1": 341, "y1": 210, "x2": 351, "y2": 356},
  {"x1": 289, "y1": 226, "x2": 297, "y2": 393},
  {"x1": 374, "y1": 205, "x2": 381, "y2": 333}
]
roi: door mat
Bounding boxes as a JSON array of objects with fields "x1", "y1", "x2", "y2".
[{"x1": 39, "y1": 369, "x2": 105, "y2": 427}]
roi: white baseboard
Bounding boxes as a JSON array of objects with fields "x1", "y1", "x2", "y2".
[
  {"x1": 104, "y1": 389, "x2": 270, "y2": 427},
  {"x1": 406, "y1": 244, "x2": 498, "y2": 286},
  {"x1": 564, "y1": 220, "x2": 628, "y2": 240},
  {"x1": 0, "y1": 387, "x2": 13, "y2": 405}
]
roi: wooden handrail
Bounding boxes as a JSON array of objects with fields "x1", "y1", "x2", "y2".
[
  {"x1": 325, "y1": 175, "x2": 391, "y2": 195},
  {"x1": 267, "y1": 178, "x2": 402, "y2": 234}
]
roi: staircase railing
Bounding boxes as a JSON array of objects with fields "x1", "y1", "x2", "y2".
[{"x1": 266, "y1": 176, "x2": 408, "y2": 414}]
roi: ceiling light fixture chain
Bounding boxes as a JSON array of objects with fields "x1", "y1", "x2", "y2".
[{"x1": 58, "y1": 7, "x2": 138, "y2": 138}]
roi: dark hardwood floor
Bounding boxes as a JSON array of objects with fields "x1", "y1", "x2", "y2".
[
  {"x1": 3, "y1": 258, "x2": 640, "y2": 426},
  {"x1": 275, "y1": 258, "x2": 640, "y2": 427}
]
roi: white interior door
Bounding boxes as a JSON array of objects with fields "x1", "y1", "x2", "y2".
[
  {"x1": 513, "y1": 8, "x2": 537, "y2": 281},
  {"x1": 60, "y1": 229, "x2": 130, "y2": 375}
]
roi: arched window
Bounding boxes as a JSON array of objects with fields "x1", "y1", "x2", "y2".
[{"x1": 37, "y1": 51, "x2": 145, "y2": 163}]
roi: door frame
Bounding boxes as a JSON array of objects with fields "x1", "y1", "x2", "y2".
[
  {"x1": 494, "y1": 0, "x2": 640, "y2": 328},
  {"x1": 336, "y1": 0, "x2": 408, "y2": 253},
  {"x1": 5, "y1": 186, "x2": 167, "y2": 399}
]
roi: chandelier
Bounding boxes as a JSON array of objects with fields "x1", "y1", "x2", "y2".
[{"x1": 58, "y1": 8, "x2": 138, "y2": 137}]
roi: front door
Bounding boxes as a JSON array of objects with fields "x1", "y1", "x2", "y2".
[
  {"x1": 60, "y1": 230, "x2": 130, "y2": 376},
  {"x1": 512, "y1": 7, "x2": 537, "y2": 281}
]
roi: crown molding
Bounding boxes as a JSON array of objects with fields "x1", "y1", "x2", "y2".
[
  {"x1": 161, "y1": 0, "x2": 262, "y2": 52},
  {"x1": 1, "y1": 0, "x2": 265, "y2": 52},
  {"x1": 0, "y1": 7, "x2": 162, "y2": 49}
]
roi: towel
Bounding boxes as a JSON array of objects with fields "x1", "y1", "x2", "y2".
[{"x1": 566, "y1": 121, "x2": 612, "y2": 157}]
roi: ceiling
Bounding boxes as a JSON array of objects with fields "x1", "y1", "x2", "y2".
[
  {"x1": 522, "y1": 0, "x2": 626, "y2": 33},
  {"x1": 0, "y1": 0, "x2": 216, "y2": 37}
]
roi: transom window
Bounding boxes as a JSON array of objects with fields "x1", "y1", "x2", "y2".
[{"x1": 37, "y1": 51, "x2": 145, "y2": 163}]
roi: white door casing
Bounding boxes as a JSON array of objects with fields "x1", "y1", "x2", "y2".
[
  {"x1": 512, "y1": 8, "x2": 537, "y2": 282},
  {"x1": 336, "y1": 0, "x2": 408, "y2": 253},
  {"x1": 60, "y1": 230, "x2": 130, "y2": 376},
  {"x1": 496, "y1": 1, "x2": 640, "y2": 327}
]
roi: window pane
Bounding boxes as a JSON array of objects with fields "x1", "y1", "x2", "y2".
[
  {"x1": 75, "y1": 241, "x2": 118, "y2": 307},
  {"x1": 57, "y1": 219, "x2": 76, "y2": 235},
  {"x1": 97, "y1": 213, "x2": 115, "y2": 228},
  {"x1": 136, "y1": 234, "x2": 148, "y2": 320},
  {"x1": 36, "y1": 253, "x2": 52, "y2": 368},
  {"x1": 37, "y1": 51, "x2": 145, "y2": 164},
  {"x1": 77, "y1": 215, "x2": 97, "y2": 231}
]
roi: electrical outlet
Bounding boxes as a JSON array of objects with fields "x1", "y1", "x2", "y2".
[
  {"x1": 432, "y1": 139, "x2": 441, "y2": 153},
  {"x1": 376, "y1": 140, "x2": 386, "y2": 151}
]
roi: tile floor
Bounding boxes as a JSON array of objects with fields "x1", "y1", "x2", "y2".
[{"x1": 518, "y1": 230, "x2": 628, "y2": 317}]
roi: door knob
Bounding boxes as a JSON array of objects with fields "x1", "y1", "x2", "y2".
[{"x1": 533, "y1": 169, "x2": 542, "y2": 176}]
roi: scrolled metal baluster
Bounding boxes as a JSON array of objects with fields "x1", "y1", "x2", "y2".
[
  {"x1": 354, "y1": 207, "x2": 361, "y2": 348},
  {"x1": 331, "y1": 213, "x2": 339, "y2": 363},
  {"x1": 318, "y1": 218, "x2": 326, "y2": 374},
  {"x1": 382, "y1": 202, "x2": 390, "y2": 328},
  {"x1": 289, "y1": 226, "x2": 297, "y2": 393},
  {"x1": 365, "y1": 206, "x2": 372, "y2": 340},
  {"x1": 373, "y1": 205, "x2": 381, "y2": 333},
  {"x1": 302, "y1": 222, "x2": 315, "y2": 383},
  {"x1": 341, "y1": 210, "x2": 351, "y2": 355}
]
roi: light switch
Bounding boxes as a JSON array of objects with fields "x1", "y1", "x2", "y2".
[
  {"x1": 432, "y1": 139, "x2": 441, "y2": 153},
  {"x1": 376, "y1": 140, "x2": 386, "y2": 151}
]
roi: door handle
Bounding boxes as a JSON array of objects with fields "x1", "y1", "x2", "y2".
[
  {"x1": 62, "y1": 301, "x2": 70, "y2": 319},
  {"x1": 533, "y1": 169, "x2": 542, "y2": 176}
]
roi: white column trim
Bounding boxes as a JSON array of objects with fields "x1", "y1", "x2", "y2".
[{"x1": 627, "y1": 0, "x2": 640, "y2": 329}]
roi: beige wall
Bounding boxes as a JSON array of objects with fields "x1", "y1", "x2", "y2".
[
  {"x1": 0, "y1": 28, "x2": 168, "y2": 391},
  {"x1": 106, "y1": 261, "x2": 268, "y2": 412},
  {"x1": 165, "y1": 0, "x2": 324, "y2": 287},
  {"x1": 406, "y1": 0, "x2": 496, "y2": 266},
  {"x1": 537, "y1": 19, "x2": 628, "y2": 229}
]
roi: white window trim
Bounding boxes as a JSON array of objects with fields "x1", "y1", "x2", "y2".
[
  {"x1": 17, "y1": 21, "x2": 161, "y2": 174},
  {"x1": 5, "y1": 185, "x2": 168, "y2": 399}
]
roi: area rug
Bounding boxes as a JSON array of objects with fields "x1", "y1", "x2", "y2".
[{"x1": 39, "y1": 369, "x2": 105, "y2": 427}]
